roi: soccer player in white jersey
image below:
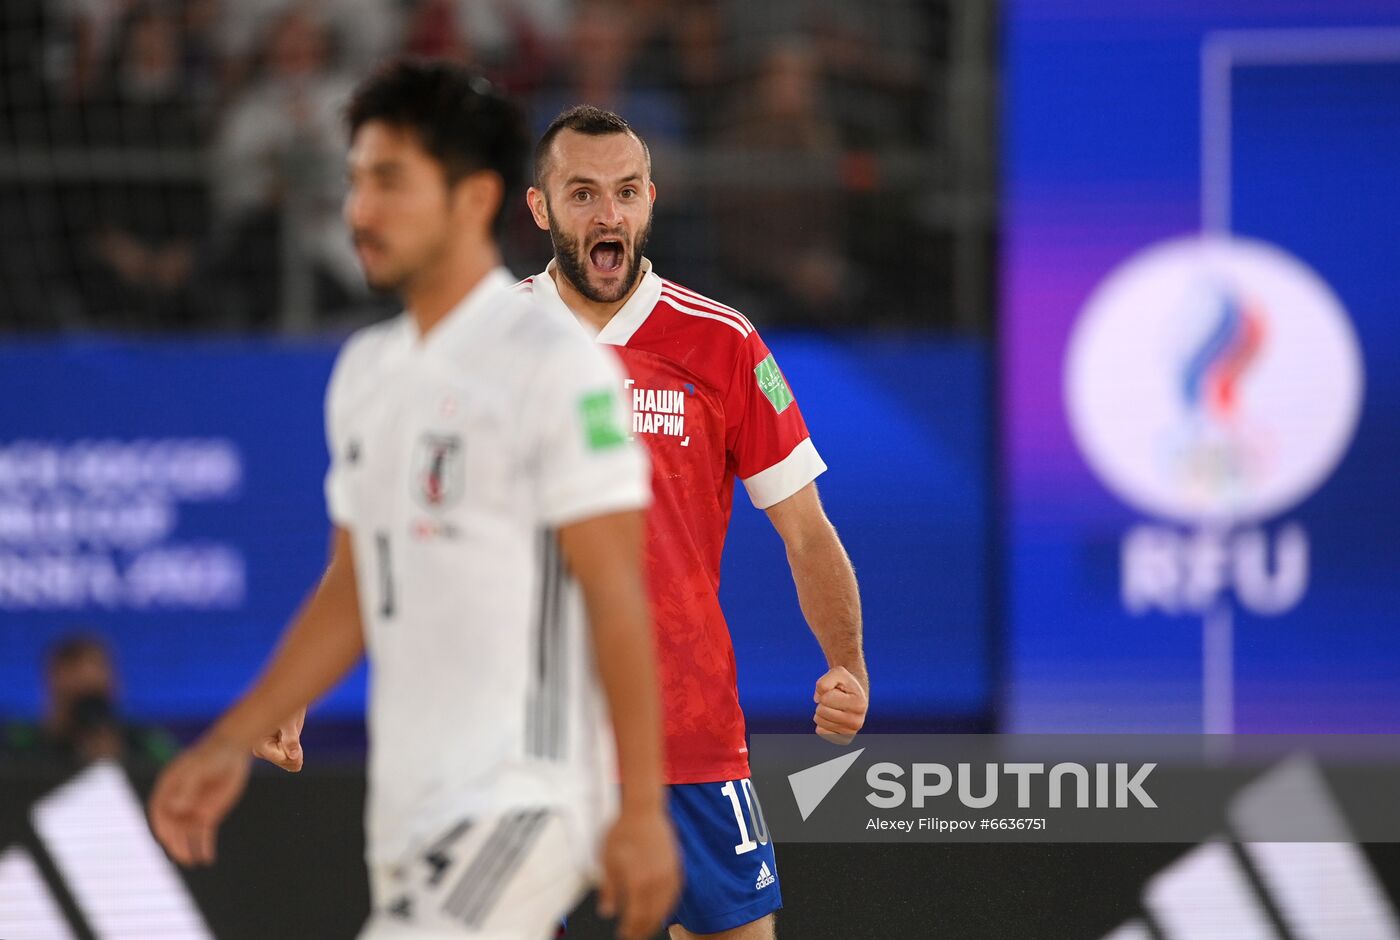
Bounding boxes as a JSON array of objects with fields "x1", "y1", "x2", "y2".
[
  {"x1": 147, "y1": 62, "x2": 680, "y2": 940},
  {"x1": 518, "y1": 108, "x2": 869, "y2": 940}
]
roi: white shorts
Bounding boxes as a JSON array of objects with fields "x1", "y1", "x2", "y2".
[{"x1": 360, "y1": 808, "x2": 588, "y2": 940}]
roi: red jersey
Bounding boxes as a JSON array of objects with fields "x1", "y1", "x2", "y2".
[{"x1": 519, "y1": 260, "x2": 827, "y2": 783}]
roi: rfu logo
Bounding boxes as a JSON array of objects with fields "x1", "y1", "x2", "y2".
[{"x1": 1066, "y1": 235, "x2": 1362, "y2": 525}]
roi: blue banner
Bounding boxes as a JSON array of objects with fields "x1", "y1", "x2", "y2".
[
  {"x1": 0, "y1": 335, "x2": 990, "y2": 726},
  {"x1": 1004, "y1": 0, "x2": 1400, "y2": 731}
]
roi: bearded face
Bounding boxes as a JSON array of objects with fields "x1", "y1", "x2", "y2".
[
  {"x1": 547, "y1": 206, "x2": 652, "y2": 304},
  {"x1": 532, "y1": 128, "x2": 655, "y2": 306}
]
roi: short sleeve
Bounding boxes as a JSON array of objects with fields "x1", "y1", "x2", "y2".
[
  {"x1": 323, "y1": 341, "x2": 356, "y2": 527},
  {"x1": 726, "y1": 331, "x2": 827, "y2": 509},
  {"x1": 532, "y1": 338, "x2": 651, "y2": 527}
]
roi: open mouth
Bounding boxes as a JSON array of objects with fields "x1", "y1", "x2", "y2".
[
  {"x1": 589, "y1": 239, "x2": 625, "y2": 274},
  {"x1": 353, "y1": 234, "x2": 385, "y2": 263}
]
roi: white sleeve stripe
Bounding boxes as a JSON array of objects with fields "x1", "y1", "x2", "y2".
[
  {"x1": 661, "y1": 279, "x2": 756, "y2": 331},
  {"x1": 659, "y1": 286, "x2": 754, "y2": 333},
  {"x1": 659, "y1": 292, "x2": 752, "y2": 337},
  {"x1": 741, "y1": 437, "x2": 827, "y2": 510}
]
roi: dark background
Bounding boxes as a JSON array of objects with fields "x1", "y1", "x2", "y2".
[{"x1": 17, "y1": 761, "x2": 1395, "y2": 940}]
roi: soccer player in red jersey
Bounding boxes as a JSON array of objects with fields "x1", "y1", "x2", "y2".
[
  {"x1": 520, "y1": 106, "x2": 868, "y2": 940},
  {"x1": 255, "y1": 105, "x2": 866, "y2": 939}
]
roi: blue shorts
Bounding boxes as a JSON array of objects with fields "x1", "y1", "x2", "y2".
[{"x1": 667, "y1": 777, "x2": 783, "y2": 934}]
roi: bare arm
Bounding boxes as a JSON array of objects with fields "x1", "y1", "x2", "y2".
[
  {"x1": 557, "y1": 508, "x2": 679, "y2": 940},
  {"x1": 253, "y1": 530, "x2": 363, "y2": 771},
  {"x1": 766, "y1": 482, "x2": 868, "y2": 740},
  {"x1": 149, "y1": 527, "x2": 364, "y2": 865},
  {"x1": 209, "y1": 526, "x2": 364, "y2": 748}
]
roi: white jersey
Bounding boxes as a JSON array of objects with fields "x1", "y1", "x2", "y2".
[{"x1": 322, "y1": 268, "x2": 649, "y2": 874}]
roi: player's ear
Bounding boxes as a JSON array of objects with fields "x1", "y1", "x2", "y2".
[
  {"x1": 648, "y1": 180, "x2": 657, "y2": 208},
  {"x1": 526, "y1": 186, "x2": 550, "y2": 231},
  {"x1": 453, "y1": 170, "x2": 503, "y2": 236}
]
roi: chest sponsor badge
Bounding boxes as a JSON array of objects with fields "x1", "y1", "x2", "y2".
[
  {"x1": 754, "y1": 354, "x2": 794, "y2": 413},
  {"x1": 628, "y1": 383, "x2": 688, "y2": 442},
  {"x1": 413, "y1": 433, "x2": 463, "y2": 509}
]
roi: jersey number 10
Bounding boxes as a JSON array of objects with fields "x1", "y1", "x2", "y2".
[{"x1": 720, "y1": 779, "x2": 771, "y2": 855}]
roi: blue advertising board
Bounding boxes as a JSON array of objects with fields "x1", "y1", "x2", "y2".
[
  {"x1": 0, "y1": 334, "x2": 990, "y2": 727},
  {"x1": 1004, "y1": 0, "x2": 1400, "y2": 731}
]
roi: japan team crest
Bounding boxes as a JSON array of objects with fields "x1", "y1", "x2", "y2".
[{"x1": 413, "y1": 433, "x2": 463, "y2": 510}]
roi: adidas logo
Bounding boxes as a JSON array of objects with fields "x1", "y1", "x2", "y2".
[
  {"x1": 0, "y1": 761, "x2": 211, "y2": 939},
  {"x1": 755, "y1": 861, "x2": 776, "y2": 890},
  {"x1": 1099, "y1": 757, "x2": 1400, "y2": 939}
]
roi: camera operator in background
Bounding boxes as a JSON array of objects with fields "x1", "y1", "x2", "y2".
[{"x1": 3, "y1": 634, "x2": 175, "y2": 768}]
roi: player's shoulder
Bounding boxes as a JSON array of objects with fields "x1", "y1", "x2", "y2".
[
  {"x1": 641, "y1": 278, "x2": 764, "y2": 388},
  {"x1": 651, "y1": 277, "x2": 758, "y2": 348},
  {"x1": 489, "y1": 284, "x2": 618, "y2": 390},
  {"x1": 332, "y1": 314, "x2": 407, "y2": 383},
  {"x1": 498, "y1": 281, "x2": 585, "y2": 352}
]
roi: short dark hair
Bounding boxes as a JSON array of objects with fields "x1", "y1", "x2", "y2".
[
  {"x1": 46, "y1": 633, "x2": 110, "y2": 673},
  {"x1": 533, "y1": 105, "x2": 651, "y2": 189},
  {"x1": 346, "y1": 58, "x2": 529, "y2": 233}
]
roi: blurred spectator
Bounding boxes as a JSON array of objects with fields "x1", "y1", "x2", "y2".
[
  {"x1": 64, "y1": 2, "x2": 211, "y2": 329},
  {"x1": 403, "y1": 0, "x2": 472, "y2": 62},
  {"x1": 61, "y1": 0, "x2": 222, "y2": 116},
  {"x1": 58, "y1": 0, "x2": 134, "y2": 102},
  {"x1": 210, "y1": 6, "x2": 362, "y2": 325},
  {"x1": 3, "y1": 0, "x2": 64, "y2": 143},
  {"x1": 668, "y1": 0, "x2": 728, "y2": 142},
  {"x1": 2, "y1": 634, "x2": 175, "y2": 767},
  {"x1": 451, "y1": 0, "x2": 570, "y2": 68},
  {"x1": 715, "y1": 40, "x2": 850, "y2": 326},
  {"x1": 532, "y1": 0, "x2": 684, "y2": 146},
  {"x1": 723, "y1": 0, "x2": 935, "y2": 147},
  {"x1": 0, "y1": 0, "x2": 966, "y2": 333},
  {"x1": 215, "y1": 0, "x2": 401, "y2": 96},
  {"x1": 0, "y1": 0, "x2": 86, "y2": 329},
  {"x1": 179, "y1": 0, "x2": 225, "y2": 109},
  {"x1": 811, "y1": 0, "x2": 936, "y2": 148},
  {"x1": 400, "y1": 0, "x2": 552, "y2": 93}
]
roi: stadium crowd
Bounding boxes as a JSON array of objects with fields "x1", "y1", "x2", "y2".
[{"x1": 0, "y1": 0, "x2": 961, "y2": 332}]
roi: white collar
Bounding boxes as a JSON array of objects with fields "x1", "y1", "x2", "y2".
[
  {"x1": 530, "y1": 257, "x2": 662, "y2": 346},
  {"x1": 406, "y1": 266, "x2": 516, "y2": 351}
]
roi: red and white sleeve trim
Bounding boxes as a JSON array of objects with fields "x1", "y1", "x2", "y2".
[{"x1": 740, "y1": 437, "x2": 828, "y2": 509}]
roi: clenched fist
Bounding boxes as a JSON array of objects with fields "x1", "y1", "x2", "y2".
[{"x1": 812, "y1": 666, "x2": 867, "y2": 745}]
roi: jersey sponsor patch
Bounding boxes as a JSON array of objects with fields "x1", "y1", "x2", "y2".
[
  {"x1": 753, "y1": 355, "x2": 794, "y2": 414},
  {"x1": 413, "y1": 433, "x2": 463, "y2": 509},
  {"x1": 579, "y1": 390, "x2": 627, "y2": 451},
  {"x1": 630, "y1": 384, "x2": 688, "y2": 442}
]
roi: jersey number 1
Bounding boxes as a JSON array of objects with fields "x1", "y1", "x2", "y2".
[{"x1": 375, "y1": 531, "x2": 395, "y2": 619}]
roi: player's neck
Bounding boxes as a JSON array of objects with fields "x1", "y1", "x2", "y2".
[
  {"x1": 550, "y1": 265, "x2": 642, "y2": 333},
  {"x1": 405, "y1": 246, "x2": 502, "y2": 339}
]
